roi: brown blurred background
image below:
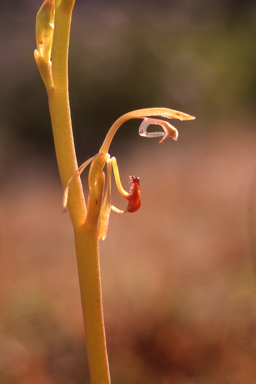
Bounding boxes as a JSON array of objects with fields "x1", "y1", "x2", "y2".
[{"x1": 1, "y1": 0, "x2": 256, "y2": 383}]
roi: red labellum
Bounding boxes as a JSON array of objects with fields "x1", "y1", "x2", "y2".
[{"x1": 126, "y1": 176, "x2": 141, "y2": 213}]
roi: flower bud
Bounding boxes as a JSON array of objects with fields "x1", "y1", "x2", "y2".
[{"x1": 36, "y1": 0, "x2": 55, "y2": 63}]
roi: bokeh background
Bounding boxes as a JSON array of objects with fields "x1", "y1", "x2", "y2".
[{"x1": 1, "y1": 0, "x2": 256, "y2": 383}]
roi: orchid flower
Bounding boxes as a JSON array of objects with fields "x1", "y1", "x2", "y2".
[
  {"x1": 63, "y1": 108, "x2": 195, "y2": 240},
  {"x1": 34, "y1": 1, "x2": 195, "y2": 383}
]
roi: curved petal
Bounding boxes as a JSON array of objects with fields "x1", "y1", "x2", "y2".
[{"x1": 139, "y1": 117, "x2": 179, "y2": 144}]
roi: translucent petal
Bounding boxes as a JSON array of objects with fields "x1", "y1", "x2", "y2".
[{"x1": 139, "y1": 117, "x2": 178, "y2": 144}]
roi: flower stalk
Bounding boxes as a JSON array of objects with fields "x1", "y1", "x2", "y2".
[
  {"x1": 35, "y1": 1, "x2": 110, "y2": 383},
  {"x1": 34, "y1": 1, "x2": 195, "y2": 383}
]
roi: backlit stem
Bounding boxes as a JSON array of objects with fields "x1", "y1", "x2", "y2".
[{"x1": 36, "y1": 1, "x2": 111, "y2": 383}]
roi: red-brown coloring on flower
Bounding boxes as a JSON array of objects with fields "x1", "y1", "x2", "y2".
[
  {"x1": 62, "y1": 108, "x2": 195, "y2": 239},
  {"x1": 125, "y1": 176, "x2": 141, "y2": 213}
]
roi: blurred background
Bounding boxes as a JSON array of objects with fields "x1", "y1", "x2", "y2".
[{"x1": 1, "y1": 0, "x2": 256, "y2": 383}]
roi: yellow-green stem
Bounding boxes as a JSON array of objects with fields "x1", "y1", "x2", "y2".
[
  {"x1": 76, "y1": 170, "x2": 111, "y2": 384},
  {"x1": 46, "y1": 1, "x2": 111, "y2": 383},
  {"x1": 75, "y1": 225, "x2": 111, "y2": 384},
  {"x1": 49, "y1": 0, "x2": 85, "y2": 227}
]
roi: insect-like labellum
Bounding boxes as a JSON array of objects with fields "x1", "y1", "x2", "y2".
[{"x1": 126, "y1": 176, "x2": 141, "y2": 213}]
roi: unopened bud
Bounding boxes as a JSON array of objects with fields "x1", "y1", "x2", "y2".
[{"x1": 36, "y1": 0, "x2": 55, "y2": 63}]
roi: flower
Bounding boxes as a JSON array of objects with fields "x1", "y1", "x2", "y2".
[{"x1": 63, "y1": 108, "x2": 195, "y2": 240}]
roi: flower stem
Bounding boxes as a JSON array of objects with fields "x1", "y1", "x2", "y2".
[
  {"x1": 75, "y1": 169, "x2": 111, "y2": 384},
  {"x1": 39, "y1": 1, "x2": 111, "y2": 382}
]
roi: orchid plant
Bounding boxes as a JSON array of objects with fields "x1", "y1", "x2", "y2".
[{"x1": 34, "y1": 0, "x2": 195, "y2": 383}]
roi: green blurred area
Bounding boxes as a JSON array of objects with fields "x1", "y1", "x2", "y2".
[{"x1": 1, "y1": 0, "x2": 256, "y2": 155}]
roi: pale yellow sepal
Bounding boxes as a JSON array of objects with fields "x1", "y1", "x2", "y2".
[
  {"x1": 34, "y1": 49, "x2": 54, "y2": 93},
  {"x1": 98, "y1": 161, "x2": 112, "y2": 240},
  {"x1": 36, "y1": 0, "x2": 55, "y2": 64},
  {"x1": 86, "y1": 171, "x2": 105, "y2": 228},
  {"x1": 62, "y1": 153, "x2": 106, "y2": 212}
]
